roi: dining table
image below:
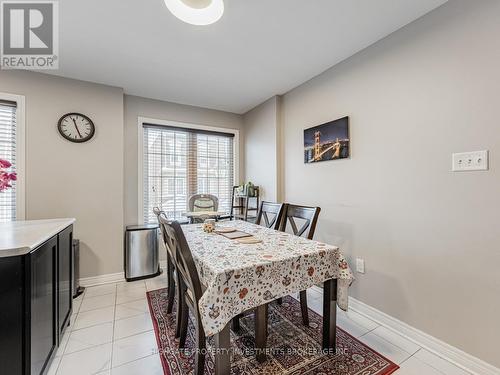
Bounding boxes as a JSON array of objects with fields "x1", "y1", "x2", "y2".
[{"x1": 181, "y1": 220, "x2": 354, "y2": 375}]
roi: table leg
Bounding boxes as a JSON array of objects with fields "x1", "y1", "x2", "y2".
[
  {"x1": 255, "y1": 304, "x2": 268, "y2": 363},
  {"x1": 322, "y1": 279, "x2": 338, "y2": 352},
  {"x1": 214, "y1": 323, "x2": 231, "y2": 375}
]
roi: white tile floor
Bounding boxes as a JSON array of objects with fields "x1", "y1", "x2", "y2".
[{"x1": 47, "y1": 273, "x2": 472, "y2": 375}]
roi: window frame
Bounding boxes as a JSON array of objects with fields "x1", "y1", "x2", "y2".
[
  {"x1": 0, "y1": 92, "x2": 25, "y2": 221},
  {"x1": 137, "y1": 116, "x2": 239, "y2": 224}
]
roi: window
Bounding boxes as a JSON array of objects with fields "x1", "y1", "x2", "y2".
[
  {"x1": 141, "y1": 122, "x2": 236, "y2": 223},
  {"x1": 0, "y1": 100, "x2": 18, "y2": 222}
]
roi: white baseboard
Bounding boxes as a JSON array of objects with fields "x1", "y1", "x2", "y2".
[
  {"x1": 349, "y1": 297, "x2": 500, "y2": 375},
  {"x1": 79, "y1": 271, "x2": 125, "y2": 287},
  {"x1": 79, "y1": 264, "x2": 167, "y2": 288}
]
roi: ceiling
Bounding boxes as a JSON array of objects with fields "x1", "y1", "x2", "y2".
[{"x1": 50, "y1": 0, "x2": 447, "y2": 114}]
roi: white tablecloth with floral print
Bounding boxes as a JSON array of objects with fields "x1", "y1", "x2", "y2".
[{"x1": 182, "y1": 220, "x2": 354, "y2": 337}]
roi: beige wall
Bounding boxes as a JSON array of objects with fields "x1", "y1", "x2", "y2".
[
  {"x1": 243, "y1": 96, "x2": 281, "y2": 202},
  {"x1": 279, "y1": 0, "x2": 500, "y2": 366},
  {"x1": 0, "y1": 74, "x2": 244, "y2": 277},
  {"x1": 123, "y1": 94, "x2": 244, "y2": 226},
  {"x1": 0, "y1": 70, "x2": 124, "y2": 278}
]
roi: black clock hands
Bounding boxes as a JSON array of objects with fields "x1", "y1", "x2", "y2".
[{"x1": 71, "y1": 117, "x2": 83, "y2": 138}]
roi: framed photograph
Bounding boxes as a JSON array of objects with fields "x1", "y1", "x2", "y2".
[{"x1": 304, "y1": 116, "x2": 349, "y2": 163}]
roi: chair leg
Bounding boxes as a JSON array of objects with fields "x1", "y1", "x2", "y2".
[
  {"x1": 194, "y1": 318, "x2": 206, "y2": 375},
  {"x1": 231, "y1": 313, "x2": 241, "y2": 331},
  {"x1": 299, "y1": 290, "x2": 309, "y2": 326},
  {"x1": 175, "y1": 273, "x2": 183, "y2": 338},
  {"x1": 166, "y1": 258, "x2": 175, "y2": 314},
  {"x1": 178, "y1": 296, "x2": 189, "y2": 348}
]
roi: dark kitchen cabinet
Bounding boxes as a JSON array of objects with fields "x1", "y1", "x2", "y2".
[
  {"x1": 30, "y1": 237, "x2": 57, "y2": 375},
  {"x1": 57, "y1": 226, "x2": 73, "y2": 336},
  {"x1": 0, "y1": 256, "x2": 25, "y2": 374},
  {"x1": 0, "y1": 224, "x2": 73, "y2": 375}
]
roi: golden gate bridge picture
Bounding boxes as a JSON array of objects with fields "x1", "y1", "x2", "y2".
[{"x1": 304, "y1": 116, "x2": 350, "y2": 163}]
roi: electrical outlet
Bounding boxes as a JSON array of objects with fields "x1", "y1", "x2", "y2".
[
  {"x1": 452, "y1": 150, "x2": 488, "y2": 171},
  {"x1": 356, "y1": 258, "x2": 365, "y2": 274}
]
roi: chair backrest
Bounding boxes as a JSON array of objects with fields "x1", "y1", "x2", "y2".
[
  {"x1": 280, "y1": 204, "x2": 321, "y2": 240},
  {"x1": 153, "y1": 207, "x2": 165, "y2": 242},
  {"x1": 153, "y1": 206, "x2": 162, "y2": 218},
  {"x1": 256, "y1": 201, "x2": 285, "y2": 230},
  {"x1": 157, "y1": 213, "x2": 176, "y2": 259},
  {"x1": 164, "y1": 220, "x2": 204, "y2": 303},
  {"x1": 188, "y1": 194, "x2": 219, "y2": 212}
]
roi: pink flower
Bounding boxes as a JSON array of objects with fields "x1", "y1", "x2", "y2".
[
  {"x1": 0, "y1": 159, "x2": 16, "y2": 193},
  {"x1": 0, "y1": 158, "x2": 12, "y2": 168}
]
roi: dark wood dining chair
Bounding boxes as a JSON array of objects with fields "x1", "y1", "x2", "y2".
[
  {"x1": 278, "y1": 204, "x2": 321, "y2": 325},
  {"x1": 164, "y1": 220, "x2": 207, "y2": 375},
  {"x1": 155, "y1": 210, "x2": 184, "y2": 338},
  {"x1": 255, "y1": 201, "x2": 285, "y2": 230},
  {"x1": 154, "y1": 208, "x2": 175, "y2": 312}
]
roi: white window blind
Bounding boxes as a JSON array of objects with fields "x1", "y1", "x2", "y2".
[
  {"x1": 0, "y1": 100, "x2": 17, "y2": 222},
  {"x1": 143, "y1": 124, "x2": 234, "y2": 223}
]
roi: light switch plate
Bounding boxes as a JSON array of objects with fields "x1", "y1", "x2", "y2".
[
  {"x1": 356, "y1": 258, "x2": 365, "y2": 274},
  {"x1": 452, "y1": 150, "x2": 488, "y2": 172}
]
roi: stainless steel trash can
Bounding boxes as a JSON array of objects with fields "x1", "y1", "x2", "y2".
[{"x1": 125, "y1": 224, "x2": 160, "y2": 281}]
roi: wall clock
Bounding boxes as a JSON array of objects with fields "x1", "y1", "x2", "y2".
[{"x1": 57, "y1": 113, "x2": 95, "y2": 143}]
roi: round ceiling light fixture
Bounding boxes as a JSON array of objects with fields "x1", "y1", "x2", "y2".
[{"x1": 164, "y1": 0, "x2": 224, "y2": 26}]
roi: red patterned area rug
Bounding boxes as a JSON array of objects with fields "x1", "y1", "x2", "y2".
[{"x1": 147, "y1": 288, "x2": 399, "y2": 375}]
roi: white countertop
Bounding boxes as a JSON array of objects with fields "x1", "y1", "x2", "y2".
[{"x1": 0, "y1": 218, "x2": 75, "y2": 258}]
